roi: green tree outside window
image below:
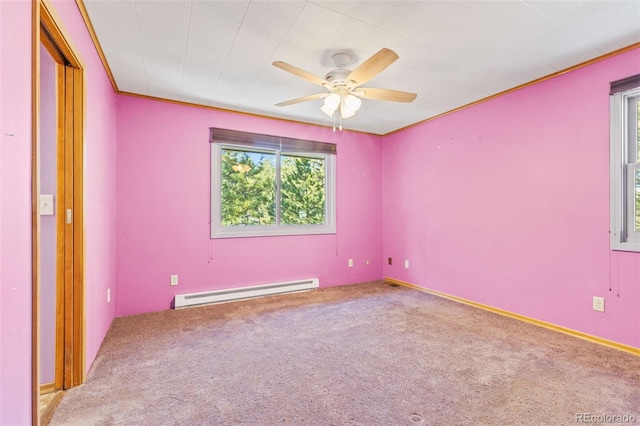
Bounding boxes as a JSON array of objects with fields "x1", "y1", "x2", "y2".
[{"x1": 220, "y1": 148, "x2": 327, "y2": 227}]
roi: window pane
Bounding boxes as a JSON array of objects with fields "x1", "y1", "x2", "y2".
[
  {"x1": 636, "y1": 169, "x2": 640, "y2": 232},
  {"x1": 636, "y1": 100, "x2": 640, "y2": 161},
  {"x1": 220, "y1": 149, "x2": 276, "y2": 226},
  {"x1": 280, "y1": 155, "x2": 326, "y2": 225}
]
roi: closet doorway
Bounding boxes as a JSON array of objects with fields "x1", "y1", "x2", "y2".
[{"x1": 33, "y1": 1, "x2": 85, "y2": 424}]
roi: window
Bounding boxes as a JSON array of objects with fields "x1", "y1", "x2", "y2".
[
  {"x1": 610, "y1": 74, "x2": 640, "y2": 252},
  {"x1": 210, "y1": 128, "x2": 336, "y2": 238}
]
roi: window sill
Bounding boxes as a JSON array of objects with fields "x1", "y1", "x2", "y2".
[
  {"x1": 611, "y1": 240, "x2": 640, "y2": 253},
  {"x1": 211, "y1": 225, "x2": 336, "y2": 239}
]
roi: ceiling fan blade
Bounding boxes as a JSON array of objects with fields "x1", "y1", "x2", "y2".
[
  {"x1": 353, "y1": 87, "x2": 417, "y2": 103},
  {"x1": 347, "y1": 48, "x2": 399, "y2": 87},
  {"x1": 272, "y1": 61, "x2": 328, "y2": 87},
  {"x1": 275, "y1": 93, "x2": 328, "y2": 107}
]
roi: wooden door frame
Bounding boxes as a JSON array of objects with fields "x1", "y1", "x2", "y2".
[{"x1": 32, "y1": 0, "x2": 85, "y2": 424}]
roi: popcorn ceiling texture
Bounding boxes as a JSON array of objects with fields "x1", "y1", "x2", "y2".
[{"x1": 51, "y1": 281, "x2": 640, "y2": 425}]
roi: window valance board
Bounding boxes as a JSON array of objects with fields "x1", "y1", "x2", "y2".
[{"x1": 209, "y1": 127, "x2": 337, "y2": 156}]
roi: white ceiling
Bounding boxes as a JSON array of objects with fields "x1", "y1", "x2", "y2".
[{"x1": 82, "y1": 0, "x2": 640, "y2": 135}]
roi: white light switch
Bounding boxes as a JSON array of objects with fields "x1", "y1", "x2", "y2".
[{"x1": 40, "y1": 194, "x2": 54, "y2": 215}]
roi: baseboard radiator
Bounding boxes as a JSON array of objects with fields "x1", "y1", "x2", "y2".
[{"x1": 174, "y1": 278, "x2": 319, "y2": 309}]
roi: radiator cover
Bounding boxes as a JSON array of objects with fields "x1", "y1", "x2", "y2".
[{"x1": 174, "y1": 278, "x2": 319, "y2": 309}]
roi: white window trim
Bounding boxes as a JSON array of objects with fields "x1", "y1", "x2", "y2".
[
  {"x1": 610, "y1": 87, "x2": 640, "y2": 252},
  {"x1": 211, "y1": 143, "x2": 336, "y2": 239}
]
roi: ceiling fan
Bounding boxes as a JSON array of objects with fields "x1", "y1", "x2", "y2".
[{"x1": 273, "y1": 48, "x2": 417, "y2": 127}]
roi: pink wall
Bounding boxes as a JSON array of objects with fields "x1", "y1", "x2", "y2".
[
  {"x1": 0, "y1": 2, "x2": 31, "y2": 424},
  {"x1": 0, "y1": 1, "x2": 32, "y2": 423},
  {"x1": 1, "y1": 0, "x2": 4, "y2": 419},
  {"x1": 0, "y1": 1, "x2": 117, "y2": 423},
  {"x1": 115, "y1": 96, "x2": 383, "y2": 316},
  {"x1": 382, "y1": 47, "x2": 640, "y2": 348}
]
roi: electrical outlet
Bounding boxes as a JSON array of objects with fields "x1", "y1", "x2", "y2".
[
  {"x1": 348, "y1": 259, "x2": 354, "y2": 267},
  {"x1": 107, "y1": 288, "x2": 111, "y2": 303},
  {"x1": 404, "y1": 260, "x2": 410, "y2": 269},
  {"x1": 593, "y1": 296, "x2": 605, "y2": 312},
  {"x1": 170, "y1": 275, "x2": 178, "y2": 286}
]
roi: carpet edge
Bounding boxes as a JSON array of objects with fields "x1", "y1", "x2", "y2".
[{"x1": 385, "y1": 277, "x2": 640, "y2": 357}]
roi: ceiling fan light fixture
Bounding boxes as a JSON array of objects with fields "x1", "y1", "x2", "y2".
[
  {"x1": 321, "y1": 93, "x2": 341, "y2": 117},
  {"x1": 340, "y1": 106, "x2": 356, "y2": 119},
  {"x1": 343, "y1": 94, "x2": 362, "y2": 112},
  {"x1": 323, "y1": 93, "x2": 340, "y2": 109},
  {"x1": 320, "y1": 103, "x2": 337, "y2": 117}
]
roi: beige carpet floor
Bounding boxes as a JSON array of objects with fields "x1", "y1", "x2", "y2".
[{"x1": 50, "y1": 280, "x2": 640, "y2": 425}]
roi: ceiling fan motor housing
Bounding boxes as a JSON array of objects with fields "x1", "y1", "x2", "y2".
[
  {"x1": 324, "y1": 68, "x2": 352, "y2": 87},
  {"x1": 325, "y1": 52, "x2": 355, "y2": 89}
]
